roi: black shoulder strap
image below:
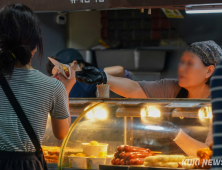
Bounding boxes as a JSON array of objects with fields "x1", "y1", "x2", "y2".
[
  {"x1": 0, "y1": 77, "x2": 42, "y2": 153},
  {"x1": 176, "y1": 87, "x2": 188, "y2": 98}
]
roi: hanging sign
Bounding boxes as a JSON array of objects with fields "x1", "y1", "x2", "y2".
[{"x1": 162, "y1": 9, "x2": 184, "y2": 18}]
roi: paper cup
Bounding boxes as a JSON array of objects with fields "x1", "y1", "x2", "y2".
[
  {"x1": 82, "y1": 143, "x2": 108, "y2": 158},
  {"x1": 96, "y1": 84, "x2": 110, "y2": 98},
  {"x1": 87, "y1": 158, "x2": 106, "y2": 169},
  {"x1": 105, "y1": 157, "x2": 112, "y2": 165},
  {"x1": 68, "y1": 156, "x2": 87, "y2": 169}
]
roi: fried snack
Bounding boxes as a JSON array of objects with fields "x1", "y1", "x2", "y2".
[
  {"x1": 145, "y1": 155, "x2": 185, "y2": 163},
  {"x1": 90, "y1": 141, "x2": 99, "y2": 145},
  {"x1": 144, "y1": 162, "x2": 153, "y2": 166},
  {"x1": 195, "y1": 148, "x2": 213, "y2": 169},
  {"x1": 61, "y1": 64, "x2": 69, "y2": 72},
  {"x1": 76, "y1": 153, "x2": 86, "y2": 157},
  {"x1": 61, "y1": 64, "x2": 70, "y2": 77},
  {"x1": 151, "y1": 162, "x2": 179, "y2": 168},
  {"x1": 42, "y1": 146, "x2": 60, "y2": 163},
  {"x1": 153, "y1": 162, "x2": 166, "y2": 167},
  {"x1": 88, "y1": 155, "x2": 96, "y2": 158},
  {"x1": 182, "y1": 160, "x2": 196, "y2": 169},
  {"x1": 165, "y1": 162, "x2": 179, "y2": 168},
  {"x1": 197, "y1": 148, "x2": 212, "y2": 159},
  {"x1": 145, "y1": 156, "x2": 157, "y2": 163}
]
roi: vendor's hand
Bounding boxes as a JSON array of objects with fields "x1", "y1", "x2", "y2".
[
  {"x1": 52, "y1": 68, "x2": 76, "y2": 95},
  {"x1": 76, "y1": 66, "x2": 107, "y2": 84}
]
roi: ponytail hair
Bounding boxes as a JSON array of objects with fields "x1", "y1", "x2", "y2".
[{"x1": 0, "y1": 4, "x2": 43, "y2": 78}]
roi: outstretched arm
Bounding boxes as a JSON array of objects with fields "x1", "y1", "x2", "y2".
[
  {"x1": 104, "y1": 66, "x2": 125, "y2": 77},
  {"x1": 107, "y1": 75, "x2": 147, "y2": 98},
  {"x1": 76, "y1": 66, "x2": 147, "y2": 98}
]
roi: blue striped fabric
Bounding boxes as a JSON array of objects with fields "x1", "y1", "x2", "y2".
[
  {"x1": 211, "y1": 61, "x2": 222, "y2": 169},
  {"x1": 0, "y1": 69, "x2": 69, "y2": 152}
]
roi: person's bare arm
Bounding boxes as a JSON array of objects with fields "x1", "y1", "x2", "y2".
[
  {"x1": 104, "y1": 66, "x2": 125, "y2": 77},
  {"x1": 51, "y1": 69, "x2": 75, "y2": 140},
  {"x1": 107, "y1": 75, "x2": 147, "y2": 98},
  {"x1": 51, "y1": 116, "x2": 70, "y2": 140}
]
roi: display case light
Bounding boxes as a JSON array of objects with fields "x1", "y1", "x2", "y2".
[
  {"x1": 140, "y1": 106, "x2": 161, "y2": 118},
  {"x1": 86, "y1": 110, "x2": 94, "y2": 119},
  {"x1": 198, "y1": 107, "x2": 212, "y2": 119},
  {"x1": 147, "y1": 106, "x2": 161, "y2": 117},
  {"x1": 85, "y1": 107, "x2": 107, "y2": 120},
  {"x1": 94, "y1": 109, "x2": 107, "y2": 119},
  {"x1": 140, "y1": 108, "x2": 146, "y2": 117},
  {"x1": 186, "y1": 4, "x2": 222, "y2": 14}
]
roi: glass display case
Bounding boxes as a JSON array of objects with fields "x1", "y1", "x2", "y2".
[
  {"x1": 42, "y1": 99, "x2": 212, "y2": 170},
  {"x1": 41, "y1": 100, "x2": 103, "y2": 170}
]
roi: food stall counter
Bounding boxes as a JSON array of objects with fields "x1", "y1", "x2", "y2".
[{"x1": 54, "y1": 99, "x2": 212, "y2": 170}]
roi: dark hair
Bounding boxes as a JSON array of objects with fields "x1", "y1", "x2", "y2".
[
  {"x1": 46, "y1": 56, "x2": 95, "y2": 76},
  {"x1": 0, "y1": 4, "x2": 43, "y2": 78}
]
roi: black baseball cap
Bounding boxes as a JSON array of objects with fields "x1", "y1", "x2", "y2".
[{"x1": 54, "y1": 48, "x2": 84, "y2": 64}]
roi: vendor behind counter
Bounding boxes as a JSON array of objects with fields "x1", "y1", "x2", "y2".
[{"x1": 75, "y1": 40, "x2": 222, "y2": 157}]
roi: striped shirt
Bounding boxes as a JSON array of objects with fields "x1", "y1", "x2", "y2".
[
  {"x1": 0, "y1": 69, "x2": 69, "y2": 152},
  {"x1": 210, "y1": 61, "x2": 222, "y2": 169}
]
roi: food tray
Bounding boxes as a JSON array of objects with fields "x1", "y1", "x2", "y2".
[{"x1": 99, "y1": 165, "x2": 208, "y2": 170}]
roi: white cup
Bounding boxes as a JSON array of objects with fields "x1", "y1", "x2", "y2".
[
  {"x1": 68, "y1": 157, "x2": 87, "y2": 169},
  {"x1": 87, "y1": 158, "x2": 106, "y2": 169},
  {"x1": 96, "y1": 84, "x2": 110, "y2": 98}
]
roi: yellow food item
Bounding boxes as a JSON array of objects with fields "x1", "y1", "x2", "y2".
[
  {"x1": 70, "y1": 154, "x2": 76, "y2": 157},
  {"x1": 76, "y1": 153, "x2": 86, "y2": 157},
  {"x1": 98, "y1": 151, "x2": 106, "y2": 158},
  {"x1": 144, "y1": 156, "x2": 157, "y2": 163},
  {"x1": 90, "y1": 141, "x2": 99, "y2": 145},
  {"x1": 182, "y1": 161, "x2": 195, "y2": 169},
  {"x1": 144, "y1": 162, "x2": 153, "y2": 167},
  {"x1": 42, "y1": 146, "x2": 60, "y2": 163},
  {"x1": 165, "y1": 162, "x2": 179, "y2": 168},
  {"x1": 197, "y1": 148, "x2": 212, "y2": 159},
  {"x1": 88, "y1": 155, "x2": 96, "y2": 158},
  {"x1": 61, "y1": 64, "x2": 69, "y2": 72},
  {"x1": 145, "y1": 155, "x2": 185, "y2": 163}
]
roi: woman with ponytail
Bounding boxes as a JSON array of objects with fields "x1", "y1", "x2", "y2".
[{"x1": 0, "y1": 4, "x2": 76, "y2": 170}]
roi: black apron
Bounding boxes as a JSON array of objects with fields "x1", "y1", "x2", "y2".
[{"x1": 0, "y1": 77, "x2": 48, "y2": 170}]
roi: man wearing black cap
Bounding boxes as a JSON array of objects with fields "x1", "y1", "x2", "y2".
[{"x1": 47, "y1": 48, "x2": 132, "y2": 98}]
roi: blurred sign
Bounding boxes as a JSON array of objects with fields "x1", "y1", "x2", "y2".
[{"x1": 161, "y1": 9, "x2": 184, "y2": 18}]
